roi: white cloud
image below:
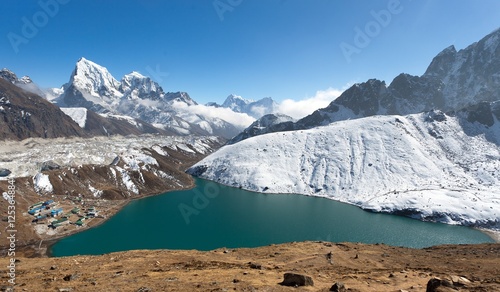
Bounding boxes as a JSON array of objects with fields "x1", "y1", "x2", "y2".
[
  {"x1": 276, "y1": 87, "x2": 344, "y2": 119},
  {"x1": 172, "y1": 102, "x2": 255, "y2": 129}
]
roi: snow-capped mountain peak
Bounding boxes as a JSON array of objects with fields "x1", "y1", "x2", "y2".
[
  {"x1": 214, "y1": 94, "x2": 277, "y2": 119},
  {"x1": 55, "y1": 58, "x2": 243, "y2": 137},
  {"x1": 222, "y1": 94, "x2": 253, "y2": 110},
  {"x1": 120, "y1": 71, "x2": 164, "y2": 101},
  {"x1": 125, "y1": 71, "x2": 146, "y2": 79},
  {"x1": 0, "y1": 68, "x2": 32, "y2": 85},
  {"x1": 69, "y1": 57, "x2": 122, "y2": 101}
]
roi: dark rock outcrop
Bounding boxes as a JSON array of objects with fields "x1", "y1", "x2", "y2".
[
  {"x1": 330, "y1": 282, "x2": 346, "y2": 292},
  {"x1": 0, "y1": 169, "x2": 11, "y2": 177},
  {"x1": 280, "y1": 273, "x2": 314, "y2": 287}
]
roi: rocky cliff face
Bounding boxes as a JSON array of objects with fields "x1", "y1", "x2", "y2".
[
  {"x1": 0, "y1": 78, "x2": 88, "y2": 140},
  {"x1": 232, "y1": 29, "x2": 500, "y2": 142}
]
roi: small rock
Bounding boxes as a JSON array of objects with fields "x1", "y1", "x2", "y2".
[
  {"x1": 0, "y1": 168, "x2": 11, "y2": 177},
  {"x1": 58, "y1": 289, "x2": 73, "y2": 292},
  {"x1": 249, "y1": 262, "x2": 262, "y2": 269},
  {"x1": 232, "y1": 279, "x2": 240, "y2": 283},
  {"x1": 329, "y1": 281, "x2": 346, "y2": 292},
  {"x1": 389, "y1": 273, "x2": 395, "y2": 278},
  {"x1": 50, "y1": 265, "x2": 57, "y2": 270},
  {"x1": 63, "y1": 274, "x2": 78, "y2": 281},
  {"x1": 41, "y1": 161, "x2": 61, "y2": 171},
  {"x1": 281, "y1": 273, "x2": 314, "y2": 287},
  {"x1": 451, "y1": 275, "x2": 471, "y2": 286},
  {"x1": 136, "y1": 287, "x2": 151, "y2": 292}
]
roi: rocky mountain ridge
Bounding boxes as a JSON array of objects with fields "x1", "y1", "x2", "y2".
[
  {"x1": 0, "y1": 77, "x2": 171, "y2": 140},
  {"x1": 208, "y1": 94, "x2": 278, "y2": 119},
  {"x1": 55, "y1": 58, "x2": 245, "y2": 138},
  {"x1": 232, "y1": 28, "x2": 500, "y2": 142}
]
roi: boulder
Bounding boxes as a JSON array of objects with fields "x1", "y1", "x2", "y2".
[
  {"x1": 330, "y1": 282, "x2": 346, "y2": 292},
  {"x1": 41, "y1": 161, "x2": 61, "y2": 171},
  {"x1": 426, "y1": 277, "x2": 454, "y2": 292},
  {"x1": 0, "y1": 168, "x2": 11, "y2": 177},
  {"x1": 281, "y1": 273, "x2": 314, "y2": 287}
]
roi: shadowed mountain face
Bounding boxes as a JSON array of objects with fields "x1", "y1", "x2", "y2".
[
  {"x1": 0, "y1": 78, "x2": 172, "y2": 140},
  {"x1": 0, "y1": 78, "x2": 88, "y2": 140},
  {"x1": 231, "y1": 29, "x2": 500, "y2": 143}
]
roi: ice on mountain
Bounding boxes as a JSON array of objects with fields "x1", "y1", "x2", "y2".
[{"x1": 33, "y1": 173, "x2": 54, "y2": 194}]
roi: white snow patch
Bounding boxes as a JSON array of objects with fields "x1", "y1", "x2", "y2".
[
  {"x1": 33, "y1": 173, "x2": 53, "y2": 194},
  {"x1": 61, "y1": 107, "x2": 88, "y2": 128},
  {"x1": 88, "y1": 185, "x2": 103, "y2": 198},
  {"x1": 176, "y1": 143, "x2": 195, "y2": 153},
  {"x1": 116, "y1": 166, "x2": 139, "y2": 194},
  {"x1": 152, "y1": 145, "x2": 169, "y2": 156}
]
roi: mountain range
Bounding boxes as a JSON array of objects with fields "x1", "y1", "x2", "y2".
[
  {"x1": 189, "y1": 28, "x2": 500, "y2": 230},
  {"x1": 0, "y1": 70, "x2": 178, "y2": 140},
  {"x1": 0, "y1": 58, "x2": 281, "y2": 140},
  {"x1": 230, "y1": 28, "x2": 500, "y2": 143},
  {"x1": 208, "y1": 94, "x2": 278, "y2": 119}
]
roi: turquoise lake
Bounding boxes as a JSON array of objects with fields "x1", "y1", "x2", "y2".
[{"x1": 50, "y1": 178, "x2": 494, "y2": 257}]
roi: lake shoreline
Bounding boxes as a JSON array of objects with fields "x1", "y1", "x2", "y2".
[
  {"x1": 41, "y1": 177, "x2": 199, "y2": 258},
  {"x1": 49, "y1": 178, "x2": 495, "y2": 257},
  {"x1": 479, "y1": 228, "x2": 500, "y2": 243}
]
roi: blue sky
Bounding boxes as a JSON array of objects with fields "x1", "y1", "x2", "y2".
[{"x1": 1, "y1": 0, "x2": 499, "y2": 105}]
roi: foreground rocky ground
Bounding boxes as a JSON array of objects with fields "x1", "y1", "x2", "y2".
[{"x1": 1, "y1": 241, "x2": 498, "y2": 291}]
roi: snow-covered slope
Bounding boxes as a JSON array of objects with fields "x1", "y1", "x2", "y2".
[
  {"x1": 189, "y1": 110, "x2": 500, "y2": 229},
  {"x1": 227, "y1": 113, "x2": 295, "y2": 145},
  {"x1": 61, "y1": 107, "x2": 88, "y2": 128}
]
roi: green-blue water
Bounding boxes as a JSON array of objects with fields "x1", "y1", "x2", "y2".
[{"x1": 51, "y1": 178, "x2": 494, "y2": 257}]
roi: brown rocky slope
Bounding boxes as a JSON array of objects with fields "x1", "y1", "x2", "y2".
[
  {"x1": 1, "y1": 241, "x2": 499, "y2": 291},
  {"x1": 0, "y1": 136, "x2": 224, "y2": 257}
]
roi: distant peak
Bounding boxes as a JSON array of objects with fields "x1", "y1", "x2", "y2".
[
  {"x1": 76, "y1": 57, "x2": 98, "y2": 66},
  {"x1": 227, "y1": 94, "x2": 244, "y2": 100},
  {"x1": 0, "y1": 68, "x2": 17, "y2": 82},
  {"x1": 489, "y1": 27, "x2": 500, "y2": 36},
  {"x1": 18, "y1": 76, "x2": 33, "y2": 84},
  {"x1": 124, "y1": 71, "x2": 146, "y2": 79},
  {"x1": 438, "y1": 45, "x2": 457, "y2": 56}
]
